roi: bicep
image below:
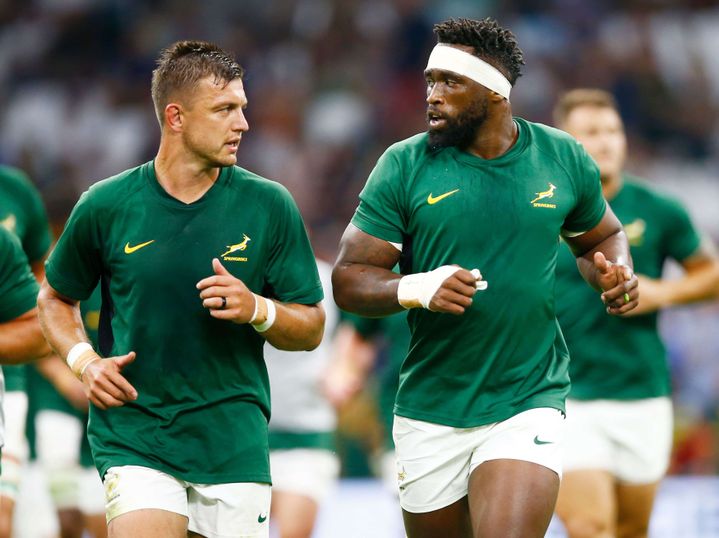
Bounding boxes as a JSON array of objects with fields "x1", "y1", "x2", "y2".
[
  {"x1": 564, "y1": 204, "x2": 623, "y2": 257},
  {"x1": 336, "y1": 224, "x2": 401, "y2": 269}
]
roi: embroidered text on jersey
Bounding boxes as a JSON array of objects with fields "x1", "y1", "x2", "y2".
[
  {"x1": 124, "y1": 240, "x2": 155, "y2": 254},
  {"x1": 221, "y1": 234, "x2": 251, "y2": 261},
  {"x1": 427, "y1": 189, "x2": 460, "y2": 205},
  {"x1": 531, "y1": 183, "x2": 557, "y2": 208}
]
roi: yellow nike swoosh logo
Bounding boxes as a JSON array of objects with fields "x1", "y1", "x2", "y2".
[
  {"x1": 427, "y1": 189, "x2": 460, "y2": 205},
  {"x1": 124, "y1": 240, "x2": 155, "y2": 254}
]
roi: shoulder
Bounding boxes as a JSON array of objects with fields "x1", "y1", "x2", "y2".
[
  {"x1": 0, "y1": 165, "x2": 41, "y2": 200},
  {"x1": 225, "y1": 165, "x2": 294, "y2": 205},
  {"x1": 622, "y1": 175, "x2": 691, "y2": 217},
  {"x1": 519, "y1": 118, "x2": 589, "y2": 163},
  {"x1": 82, "y1": 162, "x2": 149, "y2": 210}
]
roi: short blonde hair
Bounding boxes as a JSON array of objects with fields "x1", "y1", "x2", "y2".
[{"x1": 553, "y1": 88, "x2": 619, "y2": 127}]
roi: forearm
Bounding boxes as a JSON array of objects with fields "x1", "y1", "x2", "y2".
[
  {"x1": 261, "y1": 302, "x2": 325, "y2": 351},
  {"x1": 659, "y1": 263, "x2": 719, "y2": 307},
  {"x1": 0, "y1": 311, "x2": 52, "y2": 364},
  {"x1": 576, "y1": 230, "x2": 632, "y2": 291},
  {"x1": 37, "y1": 285, "x2": 91, "y2": 359},
  {"x1": 332, "y1": 262, "x2": 404, "y2": 317}
]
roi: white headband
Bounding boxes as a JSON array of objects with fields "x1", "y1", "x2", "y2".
[{"x1": 426, "y1": 44, "x2": 512, "y2": 100}]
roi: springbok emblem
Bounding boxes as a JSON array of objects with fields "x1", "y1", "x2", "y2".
[
  {"x1": 530, "y1": 183, "x2": 557, "y2": 204},
  {"x1": 0, "y1": 214, "x2": 16, "y2": 232},
  {"x1": 221, "y1": 234, "x2": 251, "y2": 257}
]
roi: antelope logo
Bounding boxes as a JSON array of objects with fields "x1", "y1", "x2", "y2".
[
  {"x1": 624, "y1": 218, "x2": 646, "y2": 247},
  {"x1": 221, "y1": 234, "x2": 251, "y2": 261},
  {"x1": 1, "y1": 214, "x2": 16, "y2": 233},
  {"x1": 531, "y1": 183, "x2": 557, "y2": 208}
]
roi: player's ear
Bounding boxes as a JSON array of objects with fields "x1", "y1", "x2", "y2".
[
  {"x1": 165, "y1": 103, "x2": 183, "y2": 132},
  {"x1": 489, "y1": 91, "x2": 507, "y2": 104}
]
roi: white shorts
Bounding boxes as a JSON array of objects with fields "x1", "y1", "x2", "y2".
[
  {"x1": 393, "y1": 407, "x2": 564, "y2": 513},
  {"x1": 35, "y1": 409, "x2": 105, "y2": 513},
  {"x1": 563, "y1": 397, "x2": 672, "y2": 484},
  {"x1": 0, "y1": 391, "x2": 29, "y2": 499},
  {"x1": 269, "y1": 449, "x2": 339, "y2": 504},
  {"x1": 104, "y1": 465, "x2": 271, "y2": 538}
]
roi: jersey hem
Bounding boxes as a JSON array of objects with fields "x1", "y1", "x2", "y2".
[
  {"x1": 393, "y1": 395, "x2": 567, "y2": 428},
  {"x1": 97, "y1": 458, "x2": 272, "y2": 485}
]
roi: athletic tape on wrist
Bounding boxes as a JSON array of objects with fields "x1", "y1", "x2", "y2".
[
  {"x1": 398, "y1": 266, "x2": 488, "y2": 310},
  {"x1": 252, "y1": 299, "x2": 276, "y2": 333},
  {"x1": 66, "y1": 342, "x2": 93, "y2": 369},
  {"x1": 66, "y1": 342, "x2": 99, "y2": 379}
]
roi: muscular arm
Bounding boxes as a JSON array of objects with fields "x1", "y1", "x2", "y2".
[
  {"x1": 261, "y1": 302, "x2": 325, "y2": 351},
  {"x1": 564, "y1": 204, "x2": 638, "y2": 314},
  {"x1": 38, "y1": 280, "x2": 137, "y2": 410},
  {"x1": 628, "y1": 240, "x2": 719, "y2": 316},
  {"x1": 197, "y1": 258, "x2": 325, "y2": 351},
  {"x1": 332, "y1": 224, "x2": 404, "y2": 316},
  {"x1": 332, "y1": 224, "x2": 480, "y2": 317},
  {"x1": 0, "y1": 307, "x2": 51, "y2": 364}
]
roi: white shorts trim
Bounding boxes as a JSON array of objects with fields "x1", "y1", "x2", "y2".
[
  {"x1": 563, "y1": 397, "x2": 672, "y2": 483},
  {"x1": 393, "y1": 408, "x2": 564, "y2": 513},
  {"x1": 269, "y1": 449, "x2": 339, "y2": 504},
  {"x1": 104, "y1": 465, "x2": 271, "y2": 538}
]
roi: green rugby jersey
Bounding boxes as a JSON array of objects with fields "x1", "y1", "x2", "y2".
[
  {"x1": 351, "y1": 117, "x2": 606, "y2": 427},
  {"x1": 1, "y1": 227, "x2": 40, "y2": 445},
  {"x1": 0, "y1": 166, "x2": 52, "y2": 393},
  {"x1": 45, "y1": 162, "x2": 323, "y2": 483},
  {"x1": 555, "y1": 176, "x2": 701, "y2": 400}
]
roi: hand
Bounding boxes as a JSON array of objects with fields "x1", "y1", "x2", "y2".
[
  {"x1": 594, "y1": 252, "x2": 639, "y2": 315},
  {"x1": 81, "y1": 352, "x2": 138, "y2": 410},
  {"x1": 428, "y1": 267, "x2": 483, "y2": 315},
  {"x1": 196, "y1": 258, "x2": 257, "y2": 324},
  {"x1": 622, "y1": 275, "x2": 664, "y2": 317}
]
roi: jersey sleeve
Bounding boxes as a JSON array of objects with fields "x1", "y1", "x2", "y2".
[
  {"x1": 264, "y1": 186, "x2": 323, "y2": 305},
  {"x1": 0, "y1": 229, "x2": 39, "y2": 322},
  {"x1": 44, "y1": 191, "x2": 102, "y2": 301},
  {"x1": 351, "y1": 148, "x2": 407, "y2": 243},
  {"x1": 19, "y1": 174, "x2": 53, "y2": 264},
  {"x1": 660, "y1": 197, "x2": 702, "y2": 262},
  {"x1": 562, "y1": 144, "x2": 607, "y2": 235}
]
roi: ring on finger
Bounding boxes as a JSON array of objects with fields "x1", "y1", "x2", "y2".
[
  {"x1": 623, "y1": 293, "x2": 630, "y2": 304},
  {"x1": 220, "y1": 296, "x2": 227, "y2": 309}
]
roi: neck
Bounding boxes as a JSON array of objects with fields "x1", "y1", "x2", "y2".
[
  {"x1": 154, "y1": 137, "x2": 221, "y2": 204},
  {"x1": 465, "y1": 109, "x2": 517, "y2": 160},
  {"x1": 601, "y1": 172, "x2": 623, "y2": 200}
]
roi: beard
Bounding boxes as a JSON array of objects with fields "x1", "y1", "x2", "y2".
[{"x1": 427, "y1": 99, "x2": 488, "y2": 151}]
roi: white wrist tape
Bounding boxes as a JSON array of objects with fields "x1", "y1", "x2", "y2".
[
  {"x1": 398, "y1": 265, "x2": 488, "y2": 310},
  {"x1": 66, "y1": 342, "x2": 93, "y2": 370},
  {"x1": 252, "y1": 299, "x2": 276, "y2": 333}
]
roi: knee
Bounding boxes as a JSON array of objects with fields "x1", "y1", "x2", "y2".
[{"x1": 563, "y1": 515, "x2": 614, "y2": 538}]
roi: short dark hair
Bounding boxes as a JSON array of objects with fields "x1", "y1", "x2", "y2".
[
  {"x1": 151, "y1": 40, "x2": 244, "y2": 125},
  {"x1": 553, "y1": 88, "x2": 619, "y2": 127},
  {"x1": 433, "y1": 18, "x2": 524, "y2": 86}
]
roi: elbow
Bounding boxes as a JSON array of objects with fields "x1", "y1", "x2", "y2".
[{"x1": 331, "y1": 264, "x2": 353, "y2": 312}]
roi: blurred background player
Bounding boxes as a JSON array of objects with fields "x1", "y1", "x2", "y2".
[
  {"x1": 25, "y1": 286, "x2": 107, "y2": 538},
  {"x1": 265, "y1": 257, "x2": 340, "y2": 538},
  {"x1": 0, "y1": 165, "x2": 53, "y2": 538},
  {"x1": 553, "y1": 88, "x2": 719, "y2": 538}
]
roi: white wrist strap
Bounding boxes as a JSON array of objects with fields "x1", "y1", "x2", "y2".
[
  {"x1": 398, "y1": 265, "x2": 488, "y2": 310},
  {"x1": 252, "y1": 299, "x2": 276, "y2": 333},
  {"x1": 66, "y1": 342, "x2": 93, "y2": 369}
]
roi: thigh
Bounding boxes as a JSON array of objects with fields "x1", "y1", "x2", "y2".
[
  {"x1": 188, "y1": 481, "x2": 271, "y2": 538},
  {"x1": 402, "y1": 497, "x2": 472, "y2": 538},
  {"x1": 615, "y1": 481, "x2": 660, "y2": 538},
  {"x1": 556, "y1": 470, "x2": 616, "y2": 538},
  {"x1": 109, "y1": 508, "x2": 187, "y2": 538},
  {"x1": 103, "y1": 466, "x2": 189, "y2": 527},
  {"x1": 468, "y1": 459, "x2": 559, "y2": 538},
  {"x1": 271, "y1": 490, "x2": 318, "y2": 538}
]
